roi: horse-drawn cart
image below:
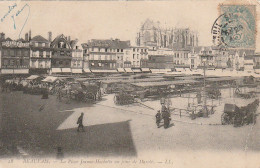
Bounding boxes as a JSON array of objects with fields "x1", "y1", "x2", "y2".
[{"x1": 221, "y1": 99, "x2": 259, "y2": 127}]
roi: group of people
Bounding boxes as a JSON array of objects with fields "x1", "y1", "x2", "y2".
[{"x1": 155, "y1": 103, "x2": 172, "y2": 128}]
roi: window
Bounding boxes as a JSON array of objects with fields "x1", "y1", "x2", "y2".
[
  {"x1": 10, "y1": 50, "x2": 15, "y2": 56},
  {"x1": 38, "y1": 43, "x2": 42, "y2": 47},
  {"x1": 98, "y1": 48, "x2": 101, "y2": 52},
  {"x1": 105, "y1": 55, "x2": 108, "y2": 60},
  {"x1": 17, "y1": 50, "x2": 22, "y2": 56},
  {"x1": 133, "y1": 54, "x2": 135, "y2": 59},
  {"x1": 141, "y1": 49, "x2": 143, "y2": 52},
  {"x1": 39, "y1": 51, "x2": 43, "y2": 57},
  {"x1": 3, "y1": 59, "x2": 8, "y2": 66},
  {"x1": 46, "y1": 51, "x2": 50, "y2": 58},
  {"x1": 137, "y1": 54, "x2": 139, "y2": 59},
  {"x1": 121, "y1": 49, "x2": 123, "y2": 52},
  {"x1": 59, "y1": 61, "x2": 63, "y2": 65},
  {"x1": 98, "y1": 55, "x2": 101, "y2": 60},
  {"x1": 117, "y1": 49, "x2": 119, "y2": 52},
  {"x1": 133, "y1": 48, "x2": 135, "y2": 52},
  {"x1": 105, "y1": 48, "x2": 108, "y2": 52},
  {"x1": 91, "y1": 47, "x2": 94, "y2": 51},
  {"x1": 35, "y1": 43, "x2": 38, "y2": 47},
  {"x1": 3, "y1": 49, "x2": 8, "y2": 56}
]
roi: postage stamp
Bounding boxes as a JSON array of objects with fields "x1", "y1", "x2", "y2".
[{"x1": 212, "y1": 5, "x2": 256, "y2": 49}]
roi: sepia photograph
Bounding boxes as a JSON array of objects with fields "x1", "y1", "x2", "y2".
[{"x1": 0, "y1": 0, "x2": 260, "y2": 167}]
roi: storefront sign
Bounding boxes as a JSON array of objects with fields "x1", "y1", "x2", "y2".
[{"x1": 2, "y1": 41, "x2": 30, "y2": 48}]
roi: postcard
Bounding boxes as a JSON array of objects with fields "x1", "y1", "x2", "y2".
[{"x1": 0, "y1": 0, "x2": 260, "y2": 168}]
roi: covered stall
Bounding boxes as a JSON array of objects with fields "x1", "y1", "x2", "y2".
[{"x1": 124, "y1": 68, "x2": 133, "y2": 73}]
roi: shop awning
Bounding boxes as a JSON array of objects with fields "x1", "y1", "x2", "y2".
[
  {"x1": 91, "y1": 69, "x2": 117, "y2": 73},
  {"x1": 13, "y1": 69, "x2": 29, "y2": 74},
  {"x1": 84, "y1": 69, "x2": 91, "y2": 73},
  {"x1": 117, "y1": 68, "x2": 125, "y2": 72},
  {"x1": 26, "y1": 75, "x2": 40, "y2": 80},
  {"x1": 72, "y1": 69, "x2": 83, "y2": 73},
  {"x1": 175, "y1": 68, "x2": 184, "y2": 72},
  {"x1": 62, "y1": 68, "x2": 71, "y2": 73},
  {"x1": 124, "y1": 68, "x2": 133, "y2": 73},
  {"x1": 42, "y1": 76, "x2": 58, "y2": 83},
  {"x1": 132, "y1": 69, "x2": 141, "y2": 72},
  {"x1": 141, "y1": 68, "x2": 150, "y2": 72},
  {"x1": 1, "y1": 69, "x2": 14, "y2": 74},
  {"x1": 52, "y1": 68, "x2": 62, "y2": 73},
  {"x1": 150, "y1": 69, "x2": 160, "y2": 73}
]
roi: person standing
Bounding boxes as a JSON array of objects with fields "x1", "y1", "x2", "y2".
[
  {"x1": 155, "y1": 110, "x2": 161, "y2": 128},
  {"x1": 77, "y1": 113, "x2": 85, "y2": 132}
]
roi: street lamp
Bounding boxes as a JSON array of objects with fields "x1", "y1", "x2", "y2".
[{"x1": 202, "y1": 58, "x2": 208, "y2": 117}]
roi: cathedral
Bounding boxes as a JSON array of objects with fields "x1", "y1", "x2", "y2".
[{"x1": 136, "y1": 19, "x2": 199, "y2": 49}]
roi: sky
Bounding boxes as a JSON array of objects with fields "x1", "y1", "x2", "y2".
[{"x1": 0, "y1": 0, "x2": 259, "y2": 51}]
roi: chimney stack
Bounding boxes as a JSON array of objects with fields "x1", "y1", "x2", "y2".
[
  {"x1": 0, "y1": 32, "x2": 5, "y2": 40},
  {"x1": 68, "y1": 36, "x2": 71, "y2": 42},
  {"x1": 25, "y1": 33, "x2": 29, "y2": 41},
  {"x1": 29, "y1": 30, "x2": 31, "y2": 40},
  {"x1": 48, "y1": 32, "x2": 52, "y2": 42}
]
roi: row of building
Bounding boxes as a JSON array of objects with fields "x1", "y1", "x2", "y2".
[{"x1": 0, "y1": 18, "x2": 259, "y2": 75}]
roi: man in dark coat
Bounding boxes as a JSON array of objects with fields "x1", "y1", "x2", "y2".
[{"x1": 77, "y1": 113, "x2": 85, "y2": 132}]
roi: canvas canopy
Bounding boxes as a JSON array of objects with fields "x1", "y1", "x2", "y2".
[{"x1": 42, "y1": 76, "x2": 58, "y2": 83}]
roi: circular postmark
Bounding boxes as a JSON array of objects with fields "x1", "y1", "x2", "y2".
[{"x1": 211, "y1": 5, "x2": 255, "y2": 49}]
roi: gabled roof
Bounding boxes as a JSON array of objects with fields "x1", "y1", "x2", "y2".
[
  {"x1": 51, "y1": 34, "x2": 71, "y2": 49},
  {"x1": 31, "y1": 35, "x2": 48, "y2": 42}
]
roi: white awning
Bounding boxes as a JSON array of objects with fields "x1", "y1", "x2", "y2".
[
  {"x1": 141, "y1": 68, "x2": 150, "y2": 72},
  {"x1": 91, "y1": 69, "x2": 117, "y2": 73},
  {"x1": 117, "y1": 68, "x2": 125, "y2": 72},
  {"x1": 62, "y1": 68, "x2": 71, "y2": 73},
  {"x1": 26, "y1": 75, "x2": 39, "y2": 80},
  {"x1": 175, "y1": 68, "x2": 184, "y2": 72},
  {"x1": 72, "y1": 69, "x2": 83, "y2": 73},
  {"x1": 124, "y1": 68, "x2": 133, "y2": 73},
  {"x1": 165, "y1": 69, "x2": 172, "y2": 72},
  {"x1": 84, "y1": 69, "x2": 91, "y2": 73},
  {"x1": 52, "y1": 68, "x2": 62, "y2": 73},
  {"x1": 1, "y1": 69, "x2": 14, "y2": 74},
  {"x1": 150, "y1": 69, "x2": 160, "y2": 72},
  {"x1": 13, "y1": 69, "x2": 29, "y2": 74},
  {"x1": 42, "y1": 76, "x2": 58, "y2": 83},
  {"x1": 132, "y1": 69, "x2": 141, "y2": 72}
]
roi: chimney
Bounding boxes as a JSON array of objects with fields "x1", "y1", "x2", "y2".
[
  {"x1": 0, "y1": 32, "x2": 5, "y2": 40},
  {"x1": 68, "y1": 36, "x2": 71, "y2": 42},
  {"x1": 25, "y1": 33, "x2": 29, "y2": 41},
  {"x1": 48, "y1": 32, "x2": 52, "y2": 42},
  {"x1": 29, "y1": 30, "x2": 31, "y2": 40}
]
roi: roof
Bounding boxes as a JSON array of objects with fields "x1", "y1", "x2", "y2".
[
  {"x1": 51, "y1": 34, "x2": 71, "y2": 49},
  {"x1": 205, "y1": 77, "x2": 240, "y2": 82},
  {"x1": 83, "y1": 39, "x2": 130, "y2": 49},
  {"x1": 193, "y1": 46, "x2": 203, "y2": 53},
  {"x1": 31, "y1": 35, "x2": 49, "y2": 42},
  {"x1": 131, "y1": 79, "x2": 200, "y2": 87}
]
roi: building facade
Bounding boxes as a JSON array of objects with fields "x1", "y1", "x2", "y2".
[
  {"x1": 30, "y1": 35, "x2": 52, "y2": 74},
  {"x1": 51, "y1": 34, "x2": 73, "y2": 74},
  {"x1": 82, "y1": 39, "x2": 130, "y2": 71},
  {"x1": 71, "y1": 39, "x2": 83, "y2": 73},
  {"x1": 0, "y1": 37, "x2": 30, "y2": 75},
  {"x1": 124, "y1": 46, "x2": 148, "y2": 68}
]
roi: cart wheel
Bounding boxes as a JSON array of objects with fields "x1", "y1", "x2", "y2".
[{"x1": 85, "y1": 92, "x2": 95, "y2": 102}]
